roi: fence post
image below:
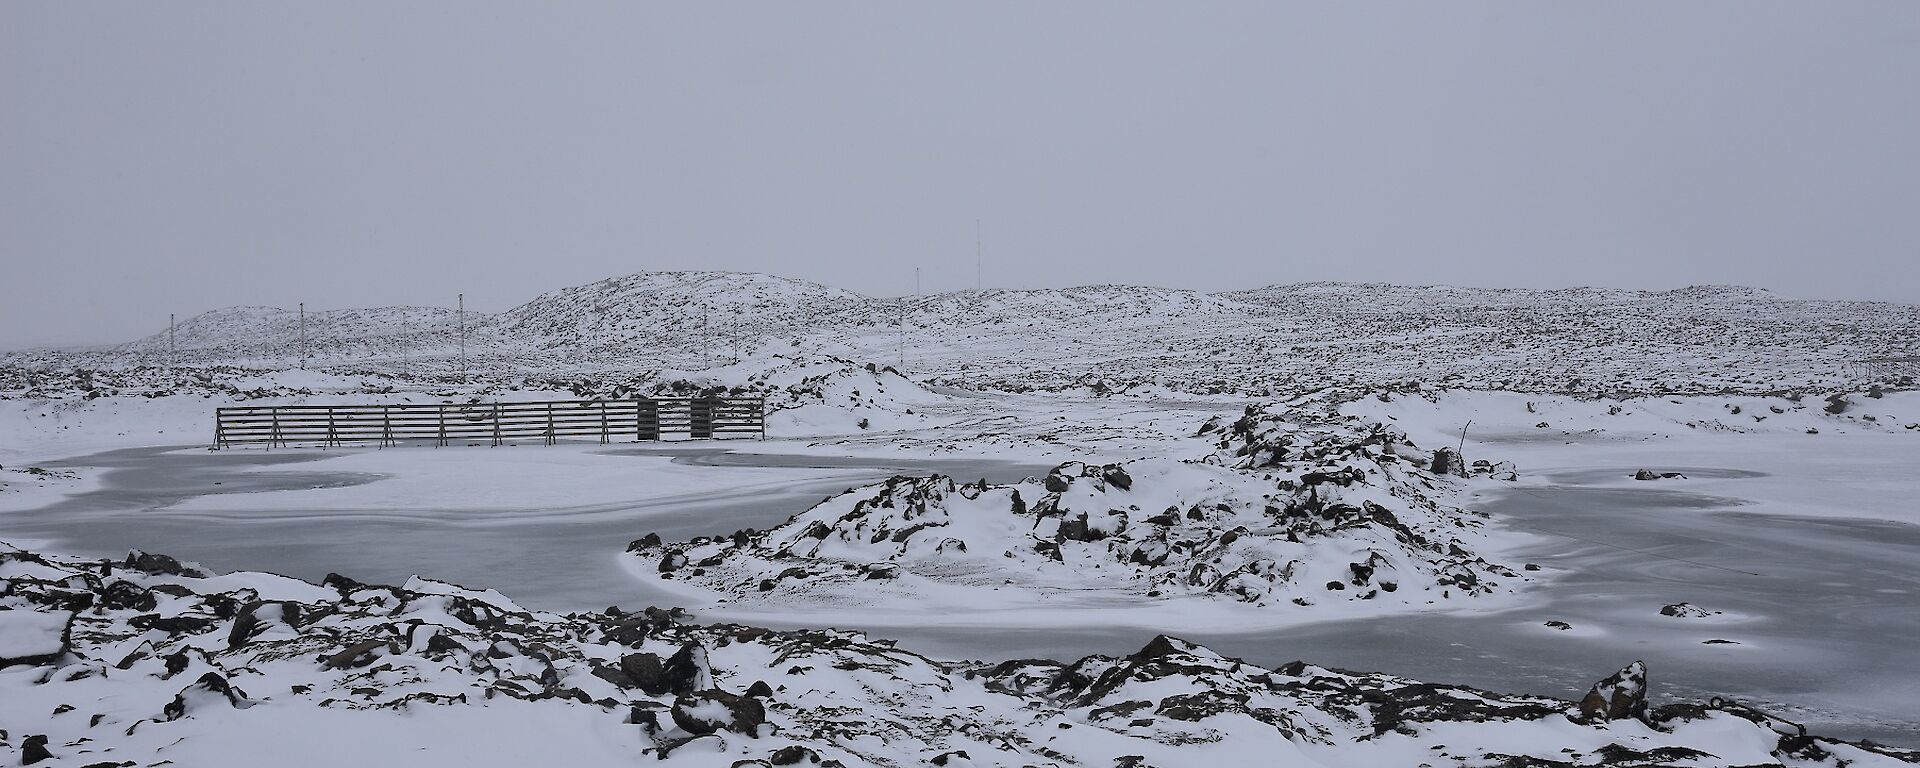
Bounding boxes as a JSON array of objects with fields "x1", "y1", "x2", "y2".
[
  {"x1": 492, "y1": 403, "x2": 502, "y2": 447},
  {"x1": 437, "y1": 404, "x2": 447, "y2": 448}
]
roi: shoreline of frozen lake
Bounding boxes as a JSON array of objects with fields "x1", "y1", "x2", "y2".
[{"x1": 4, "y1": 439, "x2": 1915, "y2": 745}]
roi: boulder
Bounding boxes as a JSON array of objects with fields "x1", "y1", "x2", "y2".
[
  {"x1": 769, "y1": 745, "x2": 825, "y2": 765},
  {"x1": 1576, "y1": 661, "x2": 1648, "y2": 723},
  {"x1": 124, "y1": 550, "x2": 206, "y2": 577},
  {"x1": 1429, "y1": 448, "x2": 1467, "y2": 477},
  {"x1": 671, "y1": 689, "x2": 766, "y2": 735},
  {"x1": 228, "y1": 600, "x2": 303, "y2": 648},
  {"x1": 162, "y1": 672, "x2": 254, "y2": 720},
  {"x1": 0, "y1": 609, "x2": 72, "y2": 668},
  {"x1": 656, "y1": 642, "x2": 713, "y2": 695},
  {"x1": 1659, "y1": 603, "x2": 1716, "y2": 618},
  {"x1": 22, "y1": 734, "x2": 52, "y2": 765},
  {"x1": 100, "y1": 579, "x2": 157, "y2": 612}
]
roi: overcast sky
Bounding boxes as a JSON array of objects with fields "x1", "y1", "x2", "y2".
[{"x1": 4, "y1": 2, "x2": 1918, "y2": 349}]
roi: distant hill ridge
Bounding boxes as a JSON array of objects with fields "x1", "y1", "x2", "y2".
[{"x1": 21, "y1": 271, "x2": 1918, "y2": 395}]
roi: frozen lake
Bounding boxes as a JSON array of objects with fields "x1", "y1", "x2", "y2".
[
  {"x1": 5, "y1": 442, "x2": 1916, "y2": 745},
  {"x1": 3, "y1": 444, "x2": 1052, "y2": 612},
  {"x1": 852, "y1": 466, "x2": 1920, "y2": 745}
]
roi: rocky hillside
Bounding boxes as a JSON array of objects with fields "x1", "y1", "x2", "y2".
[
  {"x1": 12, "y1": 271, "x2": 1919, "y2": 396},
  {"x1": 4, "y1": 543, "x2": 1913, "y2": 766}
]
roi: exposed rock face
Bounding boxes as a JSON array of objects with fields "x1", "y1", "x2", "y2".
[
  {"x1": 1577, "y1": 661, "x2": 1650, "y2": 723},
  {"x1": 1634, "y1": 469, "x2": 1687, "y2": 481}
]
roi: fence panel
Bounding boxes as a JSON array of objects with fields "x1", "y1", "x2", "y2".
[{"x1": 214, "y1": 397, "x2": 766, "y2": 448}]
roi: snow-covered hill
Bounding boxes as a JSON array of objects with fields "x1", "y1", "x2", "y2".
[
  {"x1": 112, "y1": 305, "x2": 476, "y2": 368},
  {"x1": 499, "y1": 271, "x2": 866, "y2": 354},
  {"x1": 9, "y1": 271, "x2": 1918, "y2": 397}
]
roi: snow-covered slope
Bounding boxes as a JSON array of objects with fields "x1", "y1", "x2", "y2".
[{"x1": 4, "y1": 543, "x2": 1913, "y2": 767}]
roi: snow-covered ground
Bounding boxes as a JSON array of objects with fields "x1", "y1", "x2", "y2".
[
  {"x1": 4, "y1": 272, "x2": 1919, "y2": 763},
  {"x1": 5, "y1": 543, "x2": 1916, "y2": 767}
]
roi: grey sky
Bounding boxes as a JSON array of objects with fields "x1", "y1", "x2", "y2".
[{"x1": 4, "y1": 2, "x2": 1918, "y2": 349}]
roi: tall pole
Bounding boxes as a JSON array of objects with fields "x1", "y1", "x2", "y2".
[
  {"x1": 458, "y1": 293, "x2": 467, "y2": 382},
  {"x1": 168, "y1": 313, "x2": 176, "y2": 368},
  {"x1": 299, "y1": 302, "x2": 307, "y2": 368}
]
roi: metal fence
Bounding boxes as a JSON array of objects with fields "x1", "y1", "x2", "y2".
[{"x1": 213, "y1": 397, "x2": 765, "y2": 448}]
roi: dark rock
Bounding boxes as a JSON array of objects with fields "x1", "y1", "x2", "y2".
[
  {"x1": 930, "y1": 750, "x2": 972, "y2": 765},
  {"x1": 1575, "y1": 661, "x2": 1648, "y2": 723},
  {"x1": 227, "y1": 600, "x2": 302, "y2": 648},
  {"x1": 1659, "y1": 602, "x2": 1715, "y2": 618},
  {"x1": 22, "y1": 734, "x2": 52, "y2": 765},
  {"x1": 618, "y1": 652, "x2": 669, "y2": 693},
  {"x1": 162, "y1": 672, "x2": 252, "y2": 720},
  {"x1": 99, "y1": 580, "x2": 157, "y2": 612},
  {"x1": 1544, "y1": 620, "x2": 1572, "y2": 631},
  {"x1": 322, "y1": 639, "x2": 389, "y2": 669},
  {"x1": 657, "y1": 643, "x2": 713, "y2": 695},
  {"x1": 123, "y1": 550, "x2": 205, "y2": 578},
  {"x1": 745, "y1": 680, "x2": 775, "y2": 698},
  {"x1": 769, "y1": 745, "x2": 823, "y2": 765},
  {"x1": 671, "y1": 689, "x2": 766, "y2": 735}
]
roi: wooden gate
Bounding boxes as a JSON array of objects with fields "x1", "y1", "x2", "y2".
[{"x1": 213, "y1": 397, "x2": 765, "y2": 448}]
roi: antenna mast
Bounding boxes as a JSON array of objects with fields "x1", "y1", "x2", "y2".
[
  {"x1": 458, "y1": 293, "x2": 467, "y2": 382},
  {"x1": 168, "y1": 313, "x2": 176, "y2": 368}
]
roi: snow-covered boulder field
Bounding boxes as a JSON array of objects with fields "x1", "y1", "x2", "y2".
[
  {"x1": 1344, "y1": 388, "x2": 1920, "y2": 445},
  {"x1": 3, "y1": 543, "x2": 1914, "y2": 766},
  {"x1": 628, "y1": 404, "x2": 1529, "y2": 625}
]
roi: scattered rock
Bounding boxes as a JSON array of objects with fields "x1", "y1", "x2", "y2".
[{"x1": 1659, "y1": 602, "x2": 1718, "y2": 618}]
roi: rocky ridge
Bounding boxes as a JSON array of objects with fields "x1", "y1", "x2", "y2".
[{"x1": 629, "y1": 403, "x2": 1524, "y2": 616}]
